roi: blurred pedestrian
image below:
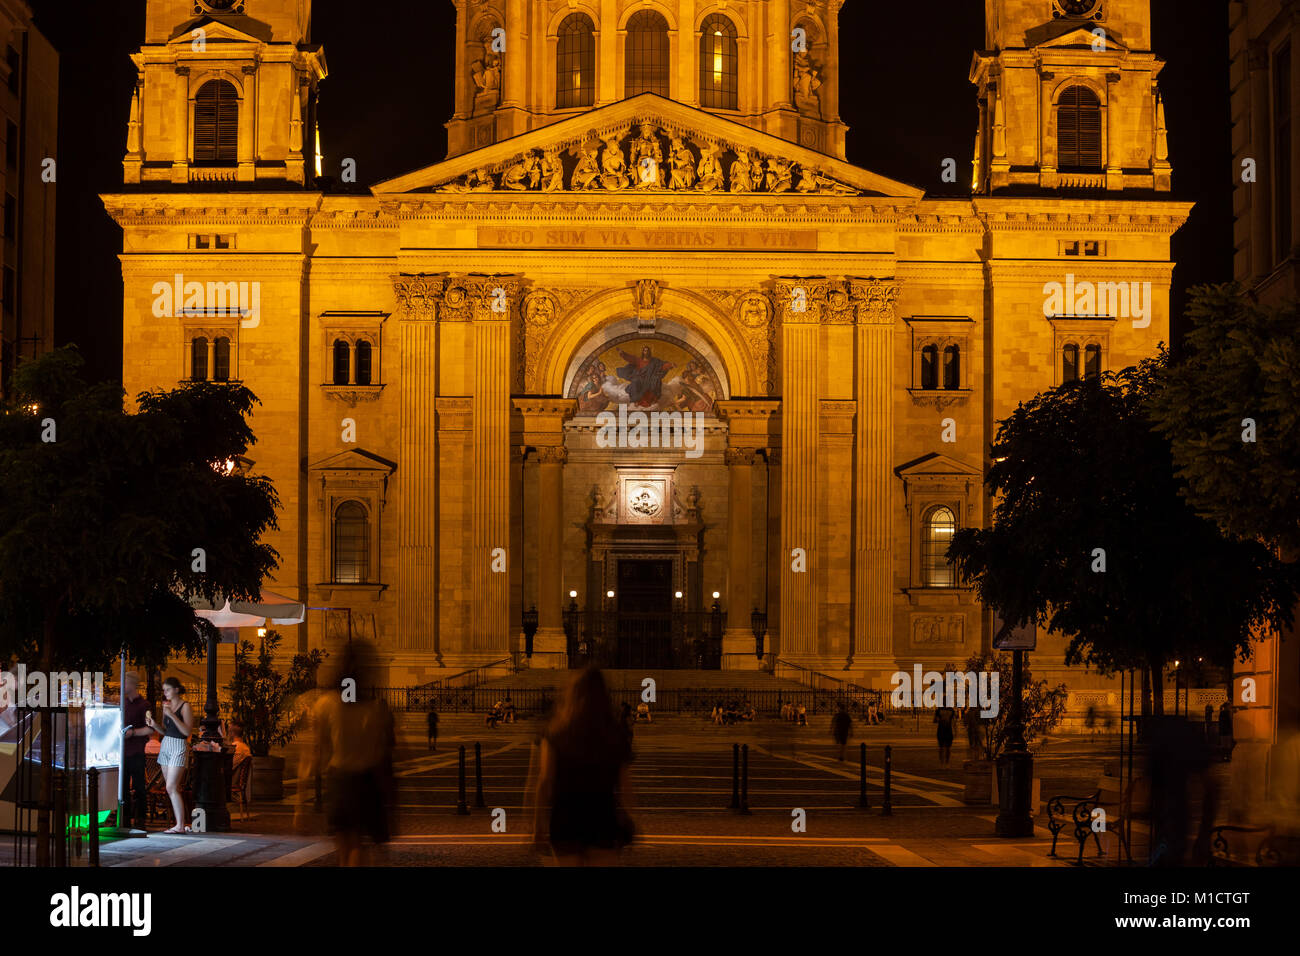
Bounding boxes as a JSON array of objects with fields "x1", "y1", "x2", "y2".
[
  {"x1": 531, "y1": 667, "x2": 636, "y2": 865},
  {"x1": 119, "y1": 671, "x2": 151, "y2": 830},
  {"x1": 427, "y1": 705, "x2": 439, "y2": 751},
  {"x1": 831, "y1": 706, "x2": 852, "y2": 761},
  {"x1": 934, "y1": 705, "x2": 956, "y2": 765}
]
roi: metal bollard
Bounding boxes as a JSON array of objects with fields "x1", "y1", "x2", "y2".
[
  {"x1": 858, "y1": 743, "x2": 869, "y2": 809},
  {"x1": 53, "y1": 769, "x2": 67, "y2": 867},
  {"x1": 88, "y1": 767, "x2": 100, "y2": 867},
  {"x1": 456, "y1": 745, "x2": 469, "y2": 815},
  {"x1": 740, "y1": 744, "x2": 751, "y2": 815},
  {"x1": 882, "y1": 745, "x2": 893, "y2": 816},
  {"x1": 730, "y1": 743, "x2": 740, "y2": 810},
  {"x1": 474, "y1": 742, "x2": 486, "y2": 808}
]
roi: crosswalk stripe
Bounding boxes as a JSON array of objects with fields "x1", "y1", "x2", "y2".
[
  {"x1": 113, "y1": 837, "x2": 242, "y2": 867},
  {"x1": 257, "y1": 840, "x2": 336, "y2": 867}
]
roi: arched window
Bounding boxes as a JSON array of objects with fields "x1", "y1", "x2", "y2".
[
  {"x1": 191, "y1": 337, "x2": 208, "y2": 381},
  {"x1": 1084, "y1": 343, "x2": 1102, "y2": 380},
  {"x1": 920, "y1": 344, "x2": 939, "y2": 390},
  {"x1": 1062, "y1": 343, "x2": 1080, "y2": 383},
  {"x1": 355, "y1": 340, "x2": 373, "y2": 386},
  {"x1": 557, "y1": 13, "x2": 595, "y2": 108},
  {"x1": 333, "y1": 339, "x2": 350, "y2": 385},
  {"x1": 213, "y1": 336, "x2": 230, "y2": 382},
  {"x1": 1057, "y1": 85, "x2": 1102, "y2": 169},
  {"x1": 626, "y1": 10, "x2": 670, "y2": 97},
  {"x1": 942, "y1": 345, "x2": 961, "y2": 390},
  {"x1": 699, "y1": 14, "x2": 737, "y2": 110},
  {"x1": 333, "y1": 501, "x2": 369, "y2": 584},
  {"x1": 922, "y1": 505, "x2": 957, "y2": 588},
  {"x1": 194, "y1": 80, "x2": 239, "y2": 165}
]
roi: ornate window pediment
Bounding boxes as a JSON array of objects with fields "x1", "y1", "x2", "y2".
[{"x1": 309, "y1": 449, "x2": 396, "y2": 591}]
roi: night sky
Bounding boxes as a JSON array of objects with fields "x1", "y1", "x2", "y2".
[{"x1": 27, "y1": 0, "x2": 1229, "y2": 386}]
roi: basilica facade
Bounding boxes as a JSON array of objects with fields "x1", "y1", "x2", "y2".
[{"x1": 106, "y1": 0, "x2": 1190, "y2": 699}]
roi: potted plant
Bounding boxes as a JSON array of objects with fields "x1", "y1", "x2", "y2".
[
  {"x1": 961, "y1": 651, "x2": 1067, "y2": 806},
  {"x1": 225, "y1": 629, "x2": 326, "y2": 801}
]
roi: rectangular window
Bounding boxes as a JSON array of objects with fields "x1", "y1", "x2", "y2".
[
  {"x1": 2, "y1": 266, "x2": 13, "y2": 314},
  {"x1": 215, "y1": 234, "x2": 231, "y2": 250},
  {"x1": 1275, "y1": 44, "x2": 1292, "y2": 265},
  {"x1": 5, "y1": 121, "x2": 17, "y2": 169},
  {"x1": 194, "y1": 234, "x2": 210, "y2": 250},
  {"x1": 6, "y1": 47, "x2": 18, "y2": 95},
  {"x1": 3, "y1": 193, "x2": 13, "y2": 240}
]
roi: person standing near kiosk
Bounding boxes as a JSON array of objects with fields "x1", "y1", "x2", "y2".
[{"x1": 120, "y1": 671, "x2": 151, "y2": 831}]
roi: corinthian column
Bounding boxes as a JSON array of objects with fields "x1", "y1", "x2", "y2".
[
  {"x1": 851, "y1": 278, "x2": 900, "y2": 672},
  {"x1": 770, "y1": 0, "x2": 792, "y2": 109},
  {"x1": 774, "y1": 278, "x2": 825, "y2": 660},
  {"x1": 469, "y1": 276, "x2": 523, "y2": 656},
  {"x1": 393, "y1": 274, "x2": 447, "y2": 652},
  {"x1": 502, "y1": 0, "x2": 525, "y2": 116}
]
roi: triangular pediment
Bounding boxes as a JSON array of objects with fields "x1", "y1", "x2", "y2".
[
  {"x1": 895, "y1": 453, "x2": 983, "y2": 480},
  {"x1": 307, "y1": 448, "x2": 397, "y2": 475},
  {"x1": 373, "y1": 93, "x2": 923, "y2": 199},
  {"x1": 1030, "y1": 24, "x2": 1130, "y2": 53},
  {"x1": 168, "y1": 16, "x2": 274, "y2": 45}
]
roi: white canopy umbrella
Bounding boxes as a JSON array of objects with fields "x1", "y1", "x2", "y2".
[{"x1": 189, "y1": 589, "x2": 306, "y2": 628}]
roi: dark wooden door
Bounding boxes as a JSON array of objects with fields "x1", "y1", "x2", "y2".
[{"x1": 616, "y1": 559, "x2": 673, "y2": 668}]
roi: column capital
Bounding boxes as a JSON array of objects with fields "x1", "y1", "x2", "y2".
[
  {"x1": 392, "y1": 273, "x2": 449, "y2": 321},
  {"x1": 849, "y1": 277, "x2": 901, "y2": 325},
  {"x1": 467, "y1": 273, "x2": 526, "y2": 322},
  {"x1": 769, "y1": 276, "x2": 829, "y2": 324},
  {"x1": 724, "y1": 447, "x2": 763, "y2": 466},
  {"x1": 512, "y1": 396, "x2": 577, "y2": 446},
  {"x1": 536, "y1": 445, "x2": 569, "y2": 465}
]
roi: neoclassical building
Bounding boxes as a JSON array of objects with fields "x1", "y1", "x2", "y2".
[{"x1": 106, "y1": 0, "x2": 1190, "y2": 694}]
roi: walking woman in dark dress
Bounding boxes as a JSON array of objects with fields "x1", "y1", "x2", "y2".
[{"x1": 531, "y1": 667, "x2": 636, "y2": 865}]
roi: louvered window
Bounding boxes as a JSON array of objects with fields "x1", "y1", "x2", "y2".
[
  {"x1": 557, "y1": 13, "x2": 595, "y2": 108},
  {"x1": 1057, "y1": 85, "x2": 1102, "y2": 169},
  {"x1": 626, "y1": 10, "x2": 669, "y2": 97},
  {"x1": 699, "y1": 14, "x2": 738, "y2": 110},
  {"x1": 194, "y1": 80, "x2": 238, "y2": 165}
]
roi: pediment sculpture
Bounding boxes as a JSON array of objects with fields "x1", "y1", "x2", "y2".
[{"x1": 434, "y1": 122, "x2": 861, "y2": 196}]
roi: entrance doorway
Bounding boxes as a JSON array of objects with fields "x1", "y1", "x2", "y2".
[{"x1": 616, "y1": 559, "x2": 673, "y2": 668}]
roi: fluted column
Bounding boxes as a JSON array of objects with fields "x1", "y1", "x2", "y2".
[
  {"x1": 824, "y1": 1, "x2": 842, "y2": 122},
  {"x1": 599, "y1": 0, "x2": 617, "y2": 104},
  {"x1": 393, "y1": 274, "x2": 447, "y2": 653},
  {"x1": 851, "y1": 279, "x2": 900, "y2": 667},
  {"x1": 769, "y1": 0, "x2": 792, "y2": 109},
  {"x1": 503, "y1": 0, "x2": 525, "y2": 108},
  {"x1": 1248, "y1": 41, "x2": 1272, "y2": 280},
  {"x1": 774, "y1": 278, "x2": 825, "y2": 659},
  {"x1": 469, "y1": 276, "x2": 523, "y2": 655}
]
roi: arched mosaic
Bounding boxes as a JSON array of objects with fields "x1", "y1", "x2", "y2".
[{"x1": 566, "y1": 331, "x2": 724, "y2": 417}]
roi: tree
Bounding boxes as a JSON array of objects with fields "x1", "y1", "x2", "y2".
[
  {"x1": 0, "y1": 346, "x2": 281, "y2": 671},
  {"x1": 964, "y1": 651, "x2": 1067, "y2": 760},
  {"x1": 225, "y1": 630, "x2": 325, "y2": 757},
  {"x1": 0, "y1": 347, "x2": 280, "y2": 863},
  {"x1": 948, "y1": 351, "x2": 1298, "y2": 715},
  {"x1": 1151, "y1": 284, "x2": 1300, "y2": 557}
]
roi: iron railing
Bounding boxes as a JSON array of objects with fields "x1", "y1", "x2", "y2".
[
  {"x1": 773, "y1": 659, "x2": 884, "y2": 717},
  {"x1": 564, "y1": 609, "x2": 726, "y2": 670}
]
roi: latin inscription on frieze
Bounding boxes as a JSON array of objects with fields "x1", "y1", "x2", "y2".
[{"x1": 477, "y1": 227, "x2": 817, "y2": 251}]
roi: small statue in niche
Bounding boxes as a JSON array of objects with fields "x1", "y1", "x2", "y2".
[
  {"x1": 470, "y1": 37, "x2": 502, "y2": 115},
  {"x1": 599, "y1": 134, "x2": 629, "y2": 190},
  {"x1": 686, "y1": 486, "x2": 701, "y2": 521},
  {"x1": 668, "y1": 135, "x2": 696, "y2": 190},
  {"x1": 696, "y1": 142, "x2": 724, "y2": 192},
  {"x1": 590, "y1": 485, "x2": 609, "y2": 520},
  {"x1": 539, "y1": 149, "x2": 564, "y2": 191},
  {"x1": 571, "y1": 140, "x2": 602, "y2": 190},
  {"x1": 730, "y1": 147, "x2": 755, "y2": 192},
  {"x1": 792, "y1": 51, "x2": 822, "y2": 117},
  {"x1": 629, "y1": 124, "x2": 664, "y2": 188}
]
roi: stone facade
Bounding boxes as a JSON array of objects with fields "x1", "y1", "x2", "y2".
[{"x1": 105, "y1": 0, "x2": 1189, "y2": 695}]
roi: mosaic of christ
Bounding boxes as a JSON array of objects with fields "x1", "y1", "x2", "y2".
[{"x1": 570, "y1": 336, "x2": 722, "y2": 415}]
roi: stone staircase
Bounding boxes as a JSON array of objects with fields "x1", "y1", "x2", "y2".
[{"x1": 478, "y1": 668, "x2": 808, "y2": 694}]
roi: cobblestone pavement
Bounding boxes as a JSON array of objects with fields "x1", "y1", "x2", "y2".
[{"x1": 4, "y1": 718, "x2": 1136, "y2": 867}]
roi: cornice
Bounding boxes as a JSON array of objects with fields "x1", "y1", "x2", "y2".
[{"x1": 101, "y1": 192, "x2": 323, "y2": 227}]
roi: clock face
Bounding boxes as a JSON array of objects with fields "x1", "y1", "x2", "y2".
[{"x1": 1055, "y1": 0, "x2": 1101, "y2": 16}]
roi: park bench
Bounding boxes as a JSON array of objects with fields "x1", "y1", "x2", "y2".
[
  {"x1": 1047, "y1": 773, "x2": 1146, "y2": 864},
  {"x1": 1208, "y1": 825, "x2": 1300, "y2": 866}
]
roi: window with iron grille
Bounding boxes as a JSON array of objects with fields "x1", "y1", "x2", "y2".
[
  {"x1": 922, "y1": 505, "x2": 957, "y2": 588},
  {"x1": 194, "y1": 80, "x2": 239, "y2": 164},
  {"x1": 1057, "y1": 85, "x2": 1102, "y2": 169},
  {"x1": 557, "y1": 13, "x2": 595, "y2": 108},
  {"x1": 333, "y1": 339, "x2": 350, "y2": 385},
  {"x1": 626, "y1": 10, "x2": 670, "y2": 97},
  {"x1": 333, "y1": 501, "x2": 369, "y2": 584},
  {"x1": 699, "y1": 14, "x2": 737, "y2": 110}
]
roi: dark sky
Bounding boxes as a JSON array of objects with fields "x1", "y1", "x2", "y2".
[{"x1": 28, "y1": 0, "x2": 1229, "y2": 385}]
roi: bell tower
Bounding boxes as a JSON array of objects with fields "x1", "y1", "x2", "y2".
[
  {"x1": 970, "y1": 0, "x2": 1171, "y2": 193},
  {"x1": 123, "y1": 0, "x2": 326, "y2": 185},
  {"x1": 444, "y1": 1, "x2": 848, "y2": 161}
]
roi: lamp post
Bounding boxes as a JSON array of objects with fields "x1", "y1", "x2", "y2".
[
  {"x1": 563, "y1": 592, "x2": 580, "y2": 666},
  {"x1": 995, "y1": 645, "x2": 1034, "y2": 837}
]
